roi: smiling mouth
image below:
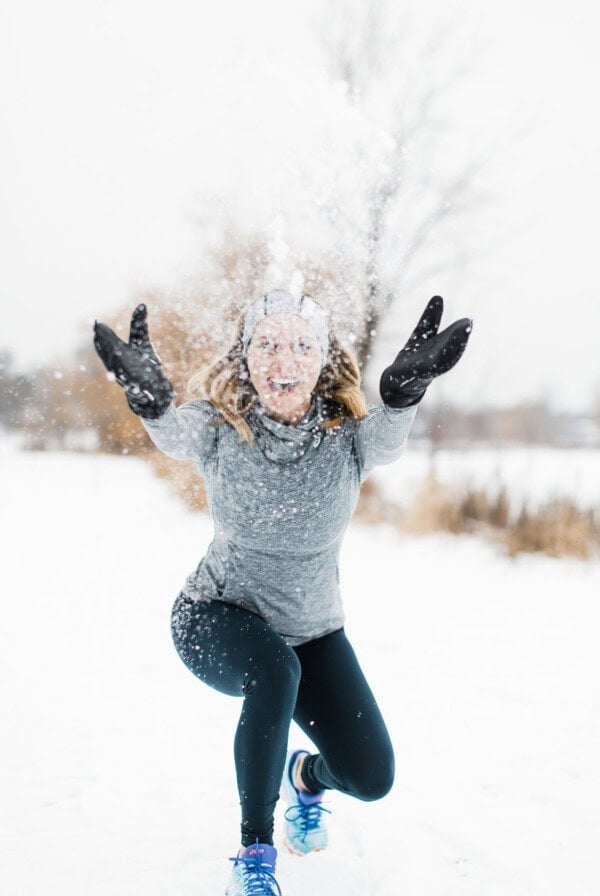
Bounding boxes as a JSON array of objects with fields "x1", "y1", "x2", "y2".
[{"x1": 268, "y1": 378, "x2": 301, "y2": 393}]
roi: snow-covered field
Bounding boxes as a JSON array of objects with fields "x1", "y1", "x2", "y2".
[{"x1": 2, "y1": 438, "x2": 600, "y2": 895}]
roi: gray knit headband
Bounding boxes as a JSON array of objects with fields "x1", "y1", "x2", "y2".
[{"x1": 242, "y1": 290, "x2": 330, "y2": 367}]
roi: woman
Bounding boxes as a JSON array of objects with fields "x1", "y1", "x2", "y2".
[{"x1": 93, "y1": 289, "x2": 472, "y2": 895}]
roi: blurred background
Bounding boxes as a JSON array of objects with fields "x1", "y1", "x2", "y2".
[
  {"x1": 1, "y1": 0, "x2": 598, "y2": 557},
  {"x1": 2, "y1": 4, "x2": 600, "y2": 894}
]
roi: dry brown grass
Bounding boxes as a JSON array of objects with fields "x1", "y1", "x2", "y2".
[
  {"x1": 354, "y1": 473, "x2": 600, "y2": 561},
  {"x1": 133, "y1": 455, "x2": 598, "y2": 561},
  {"x1": 352, "y1": 478, "x2": 399, "y2": 526},
  {"x1": 505, "y1": 501, "x2": 598, "y2": 560},
  {"x1": 137, "y1": 455, "x2": 598, "y2": 561}
]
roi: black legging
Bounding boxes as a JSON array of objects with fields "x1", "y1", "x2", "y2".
[{"x1": 171, "y1": 593, "x2": 395, "y2": 847}]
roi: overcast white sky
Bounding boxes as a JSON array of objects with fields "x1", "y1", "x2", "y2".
[{"x1": 1, "y1": 0, "x2": 599, "y2": 411}]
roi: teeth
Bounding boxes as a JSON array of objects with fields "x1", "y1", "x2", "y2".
[{"x1": 268, "y1": 378, "x2": 300, "y2": 392}]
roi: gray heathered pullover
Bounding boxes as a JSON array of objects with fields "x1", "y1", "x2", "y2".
[{"x1": 141, "y1": 395, "x2": 418, "y2": 646}]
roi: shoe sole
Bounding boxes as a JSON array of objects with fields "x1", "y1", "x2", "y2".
[{"x1": 282, "y1": 836, "x2": 326, "y2": 857}]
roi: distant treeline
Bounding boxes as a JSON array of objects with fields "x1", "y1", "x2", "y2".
[
  {"x1": 1, "y1": 339, "x2": 599, "y2": 453},
  {"x1": 410, "y1": 398, "x2": 600, "y2": 449}
]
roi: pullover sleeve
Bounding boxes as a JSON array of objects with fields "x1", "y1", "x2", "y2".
[
  {"x1": 138, "y1": 399, "x2": 220, "y2": 465},
  {"x1": 353, "y1": 402, "x2": 418, "y2": 483}
]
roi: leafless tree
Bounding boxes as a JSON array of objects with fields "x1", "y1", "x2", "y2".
[{"x1": 313, "y1": 0, "x2": 491, "y2": 370}]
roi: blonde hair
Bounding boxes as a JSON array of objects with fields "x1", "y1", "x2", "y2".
[{"x1": 186, "y1": 297, "x2": 370, "y2": 445}]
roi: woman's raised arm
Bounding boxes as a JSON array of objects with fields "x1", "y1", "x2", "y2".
[
  {"x1": 138, "y1": 400, "x2": 219, "y2": 462},
  {"x1": 353, "y1": 403, "x2": 418, "y2": 482},
  {"x1": 354, "y1": 295, "x2": 473, "y2": 482},
  {"x1": 93, "y1": 303, "x2": 218, "y2": 462}
]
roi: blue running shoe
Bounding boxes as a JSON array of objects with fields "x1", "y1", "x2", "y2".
[
  {"x1": 281, "y1": 749, "x2": 331, "y2": 856},
  {"x1": 226, "y1": 841, "x2": 282, "y2": 896}
]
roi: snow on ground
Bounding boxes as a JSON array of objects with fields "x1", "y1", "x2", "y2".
[{"x1": 2, "y1": 438, "x2": 600, "y2": 895}]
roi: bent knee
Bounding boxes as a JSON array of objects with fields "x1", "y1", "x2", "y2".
[
  {"x1": 358, "y1": 764, "x2": 395, "y2": 801},
  {"x1": 342, "y1": 757, "x2": 395, "y2": 801}
]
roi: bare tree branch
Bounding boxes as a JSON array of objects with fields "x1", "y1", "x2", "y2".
[{"x1": 314, "y1": 0, "x2": 491, "y2": 371}]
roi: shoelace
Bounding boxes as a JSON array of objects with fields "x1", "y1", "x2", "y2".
[
  {"x1": 284, "y1": 801, "x2": 332, "y2": 840},
  {"x1": 228, "y1": 851, "x2": 282, "y2": 896}
]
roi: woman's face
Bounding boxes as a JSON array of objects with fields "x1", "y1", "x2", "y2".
[{"x1": 246, "y1": 313, "x2": 323, "y2": 424}]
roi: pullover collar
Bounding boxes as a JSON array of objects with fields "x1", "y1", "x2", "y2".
[{"x1": 247, "y1": 394, "x2": 332, "y2": 463}]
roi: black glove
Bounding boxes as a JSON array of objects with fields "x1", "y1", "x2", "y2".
[
  {"x1": 92, "y1": 303, "x2": 176, "y2": 419},
  {"x1": 379, "y1": 295, "x2": 473, "y2": 409}
]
